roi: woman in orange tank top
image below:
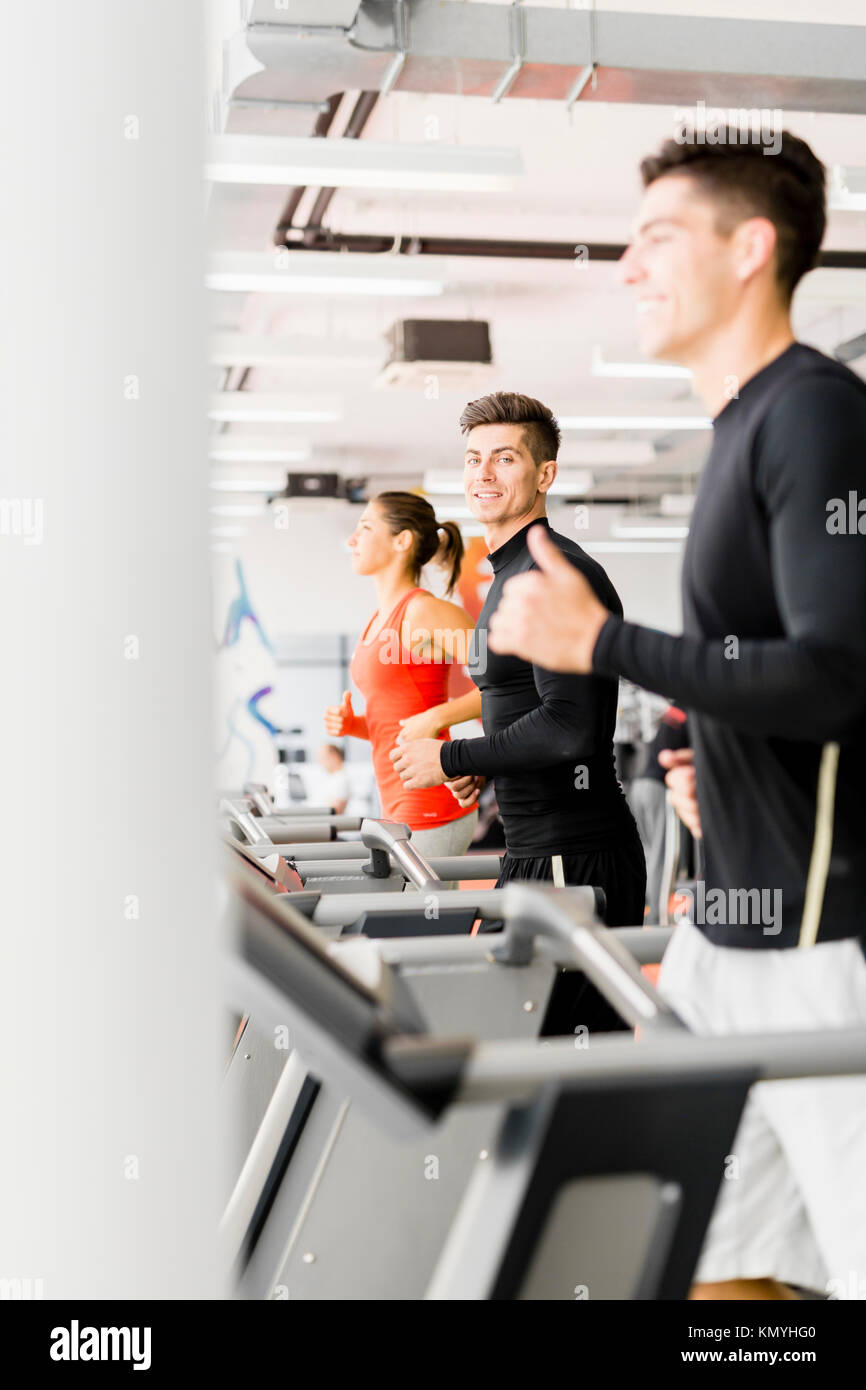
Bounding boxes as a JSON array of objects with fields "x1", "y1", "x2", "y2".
[{"x1": 323, "y1": 492, "x2": 481, "y2": 856}]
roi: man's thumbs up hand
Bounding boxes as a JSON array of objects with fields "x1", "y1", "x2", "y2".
[{"x1": 487, "y1": 522, "x2": 610, "y2": 673}]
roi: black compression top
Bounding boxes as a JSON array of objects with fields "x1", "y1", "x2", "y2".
[
  {"x1": 440, "y1": 518, "x2": 635, "y2": 856},
  {"x1": 593, "y1": 342, "x2": 866, "y2": 949}
]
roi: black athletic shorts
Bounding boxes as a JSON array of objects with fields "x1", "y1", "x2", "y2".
[
  {"x1": 484, "y1": 835, "x2": 648, "y2": 1036},
  {"x1": 487, "y1": 835, "x2": 647, "y2": 927}
]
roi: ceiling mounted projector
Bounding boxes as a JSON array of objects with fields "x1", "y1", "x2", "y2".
[
  {"x1": 375, "y1": 319, "x2": 493, "y2": 392},
  {"x1": 268, "y1": 473, "x2": 368, "y2": 505}
]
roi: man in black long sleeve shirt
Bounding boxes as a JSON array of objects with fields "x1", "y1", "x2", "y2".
[
  {"x1": 489, "y1": 128, "x2": 866, "y2": 1302},
  {"x1": 390, "y1": 393, "x2": 645, "y2": 931}
]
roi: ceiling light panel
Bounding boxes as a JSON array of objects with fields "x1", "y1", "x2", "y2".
[
  {"x1": 559, "y1": 416, "x2": 712, "y2": 431},
  {"x1": 205, "y1": 135, "x2": 523, "y2": 193},
  {"x1": 209, "y1": 332, "x2": 382, "y2": 370},
  {"x1": 208, "y1": 394, "x2": 341, "y2": 424},
  {"x1": 591, "y1": 346, "x2": 692, "y2": 380},
  {"x1": 207, "y1": 262, "x2": 443, "y2": 299}
]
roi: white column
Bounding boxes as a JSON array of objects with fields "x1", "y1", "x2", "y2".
[{"x1": 0, "y1": 2, "x2": 220, "y2": 1297}]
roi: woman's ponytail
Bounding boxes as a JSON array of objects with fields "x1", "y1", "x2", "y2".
[
  {"x1": 435, "y1": 520, "x2": 465, "y2": 596},
  {"x1": 374, "y1": 491, "x2": 465, "y2": 594}
]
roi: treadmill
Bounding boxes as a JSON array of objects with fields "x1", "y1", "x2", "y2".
[{"x1": 223, "y1": 868, "x2": 866, "y2": 1300}]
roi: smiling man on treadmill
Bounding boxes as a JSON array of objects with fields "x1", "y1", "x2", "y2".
[
  {"x1": 390, "y1": 392, "x2": 646, "y2": 946},
  {"x1": 486, "y1": 128, "x2": 866, "y2": 1302}
]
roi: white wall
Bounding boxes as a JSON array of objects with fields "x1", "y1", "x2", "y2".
[
  {"x1": 215, "y1": 501, "x2": 373, "y2": 640},
  {"x1": 584, "y1": 548, "x2": 684, "y2": 633},
  {"x1": 0, "y1": 1, "x2": 219, "y2": 1298},
  {"x1": 218, "y1": 499, "x2": 684, "y2": 640}
]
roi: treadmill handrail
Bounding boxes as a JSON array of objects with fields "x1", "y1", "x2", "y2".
[
  {"x1": 360, "y1": 818, "x2": 441, "y2": 890},
  {"x1": 309, "y1": 887, "x2": 505, "y2": 927},
  {"x1": 414, "y1": 1026, "x2": 866, "y2": 1104},
  {"x1": 366, "y1": 925, "x2": 673, "y2": 971},
  {"x1": 242, "y1": 784, "x2": 275, "y2": 816},
  {"x1": 258, "y1": 813, "x2": 362, "y2": 836},
  {"x1": 221, "y1": 797, "x2": 273, "y2": 846},
  {"x1": 498, "y1": 884, "x2": 684, "y2": 1033}
]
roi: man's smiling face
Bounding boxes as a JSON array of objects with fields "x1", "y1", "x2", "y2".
[
  {"x1": 463, "y1": 423, "x2": 555, "y2": 526},
  {"x1": 618, "y1": 173, "x2": 750, "y2": 364}
]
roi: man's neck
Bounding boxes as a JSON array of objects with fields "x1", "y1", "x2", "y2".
[
  {"x1": 685, "y1": 306, "x2": 795, "y2": 417},
  {"x1": 484, "y1": 501, "x2": 547, "y2": 555}
]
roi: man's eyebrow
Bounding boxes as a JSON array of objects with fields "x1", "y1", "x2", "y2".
[
  {"x1": 464, "y1": 445, "x2": 520, "y2": 456},
  {"x1": 630, "y1": 215, "x2": 683, "y2": 238}
]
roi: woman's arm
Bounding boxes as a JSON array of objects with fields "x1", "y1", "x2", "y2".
[
  {"x1": 324, "y1": 690, "x2": 369, "y2": 740},
  {"x1": 396, "y1": 594, "x2": 481, "y2": 740},
  {"x1": 402, "y1": 593, "x2": 477, "y2": 667},
  {"x1": 398, "y1": 687, "x2": 482, "y2": 741}
]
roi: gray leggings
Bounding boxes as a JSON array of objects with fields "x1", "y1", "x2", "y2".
[{"x1": 405, "y1": 811, "x2": 479, "y2": 890}]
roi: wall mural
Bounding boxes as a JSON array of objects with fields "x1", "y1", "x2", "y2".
[{"x1": 214, "y1": 558, "x2": 281, "y2": 788}]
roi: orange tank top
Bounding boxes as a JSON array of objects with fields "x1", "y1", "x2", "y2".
[{"x1": 349, "y1": 588, "x2": 468, "y2": 830}]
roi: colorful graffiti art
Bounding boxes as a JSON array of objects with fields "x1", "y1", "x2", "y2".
[{"x1": 215, "y1": 559, "x2": 281, "y2": 786}]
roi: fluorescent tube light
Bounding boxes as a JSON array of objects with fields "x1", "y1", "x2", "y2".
[
  {"x1": 582, "y1": 541, "x2": 685, "y2": 554},
  {"x1": 423, "y1": 475, "x2": 466, "y2": 496},
  {"x1": 209, "y1": 332, "x2": 381, "y2": 370},
  {"x1": 560, "y1": 416, "x2": 711, "y2": 431},
  {"x1": 611, "y1": 524, "x2": 690, "y2": 539},
  {"x1": 209, "y1": 394, "x2": 340, "y2": 424},
  {"x1": 591, "y1": 346, "x2": 692, "y2": 380},
  {"x1": 209, "y1": 480, "x2": 285, "y2": 493},
  {"x1": 208, "y1": 272, "x2": 443, "y2": 297},
  {"x1": 209, "y1": 504, "x2": 265, "y2": 517},
  {"x1": 206, "y1": 253, "x2": 445, "y2": 299},
  {"x1": 549, "y1": 470, "x2": 593, "y2": 496},
  {"x1": 209, "y1": 439, "x2": 311, "y2": 463},
  {"x1": 433, "y1": 506, "x2": 475, "y2": 520},
  {"x1": 205, "y1": 136, "x2": 523, "y2": 193}
]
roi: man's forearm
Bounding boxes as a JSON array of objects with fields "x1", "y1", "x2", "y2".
[
  {"x1": 440, "y1": 705, "x2": 601, "y2": 779},
  {"x1": 593, "y1": 615, "x2": 866, "y2": 742}
]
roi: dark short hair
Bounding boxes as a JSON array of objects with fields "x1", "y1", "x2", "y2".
[
  {"x1": 639, "y1": 128, "x2": 826, "y2": 301},
  {"x1": 459, "y1": 391, "x2": 561, "y2": 464},
  {"x1": 323, "y1": 743, "x2": 344, "y2": 761}
]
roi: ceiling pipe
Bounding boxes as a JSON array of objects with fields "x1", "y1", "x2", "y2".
[
  {"x1": 302, "y1": 90, "x2": 380, "y2": 246},
  {"x1": 273, "y1": 92, "x2": 343, "y2": 247},
  {"x1": 277, "y1": 229, "x2": 866, "y2": 271}
]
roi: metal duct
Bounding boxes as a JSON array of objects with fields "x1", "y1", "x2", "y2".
[{"x1": 235, "y1": 1, "x2": 866, "y2": 117}]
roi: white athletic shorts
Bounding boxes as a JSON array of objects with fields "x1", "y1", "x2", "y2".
[{"x1": 657, "y1": 920, "x2": 866, "y2": 1298}]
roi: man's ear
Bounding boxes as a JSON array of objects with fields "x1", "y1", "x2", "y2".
[
  {"x1": 537, "y1": 459, "x2": 558, "y2": 494},
  {"x1": 733, "y1": 215, "x2": 777, "y2": 285}
]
